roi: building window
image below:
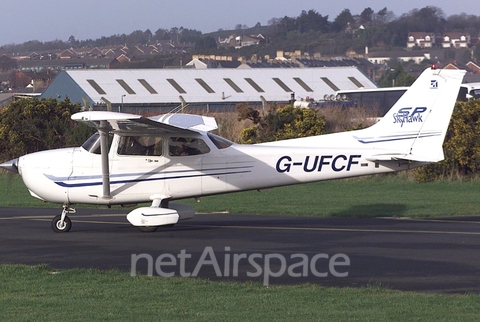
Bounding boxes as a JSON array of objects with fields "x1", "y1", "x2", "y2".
[
  {"x1": 195, "y1": 78, "x2": 215, "y2": 93},
  {"x1": 244, "y1": 78, "x2": 264, "y2": 92},
  {"x1": 348, "y1": 77, "x2": 364, "y2": 88},
  {"x1": 293, "y1": 77, "x2": 313, "y2": 92},
  {"x1": 223, "y1": 78, "x2": 243, "y2": 93},
  {"x1": 320, "y1": 77, "x2": 340, "y2": 92},
  {"x1": 272, "y1": 78, "x2": 292, "y2": 92},
  {"x1": 138, "y1": 79, "x2": 158, "y2": 94},
  {"x1": 167, "y1": 79, "x2": 186, "y2": 94},
  {"x1": 87, "y1": 79, "x2": 106, "y2": 95},
  {"x1": 116, "y1": 79, "x2": 136, "y2": 95}
]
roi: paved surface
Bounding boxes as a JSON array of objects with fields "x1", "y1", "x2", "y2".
[{"x1": 1, "y1": 207, "x2": 480, "y2": 294}]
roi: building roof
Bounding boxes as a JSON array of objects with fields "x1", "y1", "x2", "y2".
[{"x1": 40, "y1": 67, "x2": 377, "y2": 107}]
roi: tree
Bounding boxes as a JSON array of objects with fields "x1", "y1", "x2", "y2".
[
  {"x1": 194, "y1": 36, "x2": 217, "y2": 52},
  {"x1": 68, "y1": 35, "x2": 78, "y2": 47},
  {"x1": 236, "y1": 104, "x2": 262, "y2": 124},
  {"x1": 360, "y1": 7, "x2": 374, "y2": 24},
  {"x1": 238, "y1": 105, "x2": 326, "y2": 143},
  {"x1": 377, "y1": 63, "x2": 415, "y2": 87},
  {"x1": 0, "y1": 98, "x2": 92, "y2": 161},
  {"x1": 296, "y1": 10, "x2": 329, "y2": 33},
  {"x1": 331, "y1": 9, "x2": 354, "y2": 33},
  {"x1": 178, "y1": 28, "x2": 202, "y2": 43},
  {"x1": 126, "y1": 30, "x2": 151, "y2": 44},
  {"x1": 473, "y1": 45, "x2": 480, "y2": 62},
  {"x1": 273, "y1": 105, "x2": 326, "y2": 140},
  {"x1": 444, "y1": 100, "x2": 480, "y2": 175},
  {"x1": 460, "y1": 49, "x2": 473, "y2": 65},
  {"x1": 414, "y1": 100, "x2": 480, "y2": 181},
  {"x1": 154, "y1": 28, "x2": 169, "y2": 41},
  {"x1": 0, "y1": 55, "x2": 17, "y2": 72},
  {"x1": 447, "y1": 13, "x2": 480, "y2": 36},
  {"x1": 409, "y1": 6, "x2": 446, "y2": 33}
]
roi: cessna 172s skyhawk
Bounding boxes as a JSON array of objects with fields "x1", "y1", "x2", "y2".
[{"x1": 0, "y1": 67, "x2": 466, "y2": 232}]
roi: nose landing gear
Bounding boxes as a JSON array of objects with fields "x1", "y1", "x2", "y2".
[{"x1": 51, "y1": 205, "x2": 75, "y2": 233}]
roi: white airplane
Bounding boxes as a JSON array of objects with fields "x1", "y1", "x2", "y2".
[{"x1": 0, "y1": 67, "x2": 465, "y2": 233}]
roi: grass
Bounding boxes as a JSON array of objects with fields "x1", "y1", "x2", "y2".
[
  {"x1": 1, "y1": 264, "x2": 480, "y2": 322},
  {"x1": 184, "y1": 175, "x2": 480, "y2": 218},
  {"x1": 2, "y1": 172, "x2": 480, "y2": 218},
  {"x1": 3, "y1": 174, "x2": 480, "y2": 320}
]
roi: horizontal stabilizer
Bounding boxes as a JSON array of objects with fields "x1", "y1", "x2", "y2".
[{"x1": 366, "y1": 153, "x2": 443, "y2": 163}]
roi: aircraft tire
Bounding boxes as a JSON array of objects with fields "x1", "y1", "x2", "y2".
[
  {"x1": 137, "y1": 226, "x2": 159, "y2": 232},
  {"x1": 51, "y1": 215, "x2": 72, "y2": 233}
]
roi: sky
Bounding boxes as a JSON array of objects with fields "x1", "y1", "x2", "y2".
[{"x1": 2, "y1": 0, "x2": 480, "y2": 46}]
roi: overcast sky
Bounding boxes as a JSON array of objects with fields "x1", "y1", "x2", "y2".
[{"x1": 2, "y1": 0, "x2": 479, "y2": 46}]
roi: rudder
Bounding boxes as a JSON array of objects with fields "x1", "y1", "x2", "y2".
[{"x1": 354, "y1": 67, "x2": 465, "y2": 162}]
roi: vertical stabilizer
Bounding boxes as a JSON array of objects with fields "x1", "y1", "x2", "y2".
[{"x1": 354, "y1": 67, "x2": 465, "y2": 162}]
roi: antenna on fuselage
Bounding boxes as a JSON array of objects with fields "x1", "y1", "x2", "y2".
[
  {"x1": 167, "y1": 95, "x2": 189, "y2": 114},
  {"x1": 100, "y1": 97, "x2": 112, "y2": 112}
]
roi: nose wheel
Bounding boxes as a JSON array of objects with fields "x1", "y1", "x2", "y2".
[{"x1": 51, "y1": 205, "x2": 75, "y2": 233}]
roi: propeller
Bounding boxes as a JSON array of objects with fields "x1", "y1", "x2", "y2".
[{"x1": 0, "y1": 158, "x2": 19, "y2": 174}]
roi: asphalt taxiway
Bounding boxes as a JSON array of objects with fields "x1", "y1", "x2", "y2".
[{"x1": 1, "y1": 207, "x2": 480, "y2": 294}]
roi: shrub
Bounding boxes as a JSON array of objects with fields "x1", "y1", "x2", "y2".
[
  {"x1": 0, "y1": 98, "x2": 93, "y2": 161},
  {"x1": 237, "y1": 104, "x2": 326, "y2": 143}
]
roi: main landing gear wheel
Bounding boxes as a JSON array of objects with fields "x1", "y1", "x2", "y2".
[
  {"x1": 137, "y1": 226, "x2": 159, "y2": 232},
  {"x1": 51, "y1": 215, "x2": 72, "y2": 233}
]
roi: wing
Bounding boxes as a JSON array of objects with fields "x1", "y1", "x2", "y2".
[
  {"x1": 71, "y1": 111, "x2": 218, "y2": 134},
  {"x1": 71, "y1": 111, "x2": 218, "y2": 200}
]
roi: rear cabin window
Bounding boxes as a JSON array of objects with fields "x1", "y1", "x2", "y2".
[
  {"x1": 207, "y1": 133, "x2": 233, "y2": 149},
  {"x1": 168, "y1": 137, "x2": 210, "y2": 156},
  {"x1": 117, "y1": 136, "x2": 163, "y2": 156}
]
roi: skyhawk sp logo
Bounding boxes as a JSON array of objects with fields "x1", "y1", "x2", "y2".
[{"x1": 393, "y1": 107, "x2": 427, "y2": 127}]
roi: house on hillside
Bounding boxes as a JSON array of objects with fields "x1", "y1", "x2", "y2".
[
  {"x1": 407, "y1": 32, "x2": 435, "y2": 49},
  {"x1": 8, "y1": 70, "x2": 52, "y2": 92},
  {"x1": 367, "y1": 51, "x2": 430, "y2": 65},
  {"x1": 59, "y1": 48, "x2": 77, "y2": 59},
  {"x1": 441, "y1": 33, "x2": 471, "y2": 48},
  {"x1": 218, "y1": 34, "x2": 265, "y2": 49},
  {"x1": 466, "y1": 61, "x2": 480, "y2": 74},
  {"x1": 15, "y1": 57, "x2": 120, "y2": 72},
  {"x1": 185, "y1": 58, "x2": 242, "y2": 69}
]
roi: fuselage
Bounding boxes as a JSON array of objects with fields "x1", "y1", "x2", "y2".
[{"x1": 15, "y1": 130, "x2": 416, "y2": 206}]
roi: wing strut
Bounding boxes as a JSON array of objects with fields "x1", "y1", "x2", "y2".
[{"x1": 99, "y1": 121, "x2": 111, "y2": 199}]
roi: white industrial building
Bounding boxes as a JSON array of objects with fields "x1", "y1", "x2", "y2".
[{"x1": 40, "y1": 67, "x2": 376, "y2": 113}]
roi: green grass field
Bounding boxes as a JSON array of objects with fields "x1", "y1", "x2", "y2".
[
  {"x1": 2, "y1": 172, "x2": 479, "y2": 218},
  {"x1": 2, "y1": 173, "x2": 480, "y2": 321},
  {"x1": 1, "y1": 264, "x2": 480, "y2": 322}
]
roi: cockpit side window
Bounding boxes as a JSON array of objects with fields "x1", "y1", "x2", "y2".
[
  {"x1": 118, "y1": 136, "x2": 163, "y2": 156},
  {"x1": 81, "y1": 132, "x2": 113, "y2": 154},
  {"x1": 168, "y1": 137, "x2": 210, "y2": 156}
]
